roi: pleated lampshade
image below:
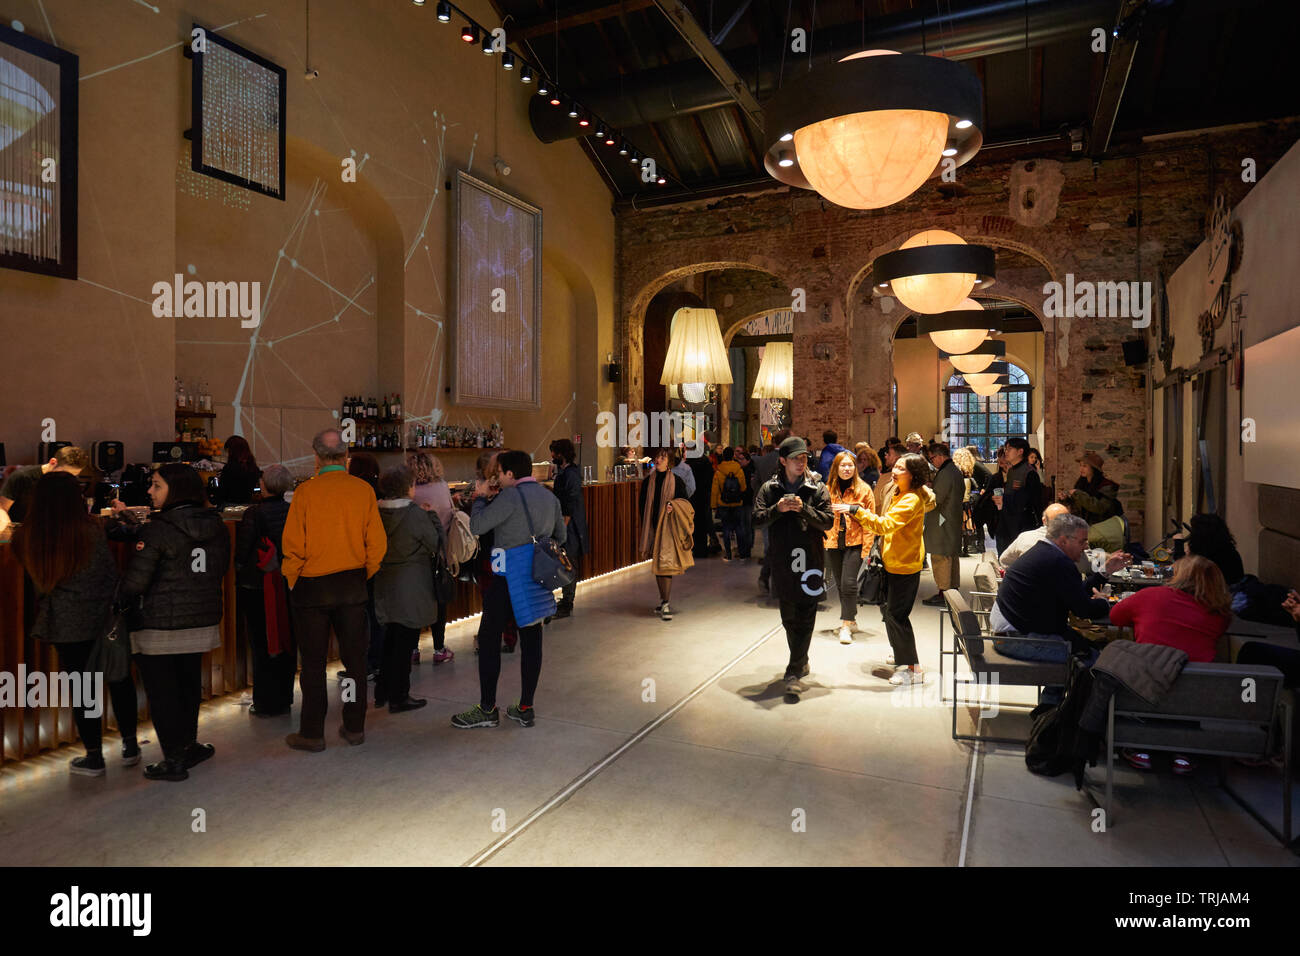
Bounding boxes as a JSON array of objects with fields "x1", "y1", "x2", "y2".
[
  {"x1": 751, "y1": 342, "x2": 794, "y2": 398},
  {"x1": 661, "y1": 308, "x2": 733, "y2": 385}
]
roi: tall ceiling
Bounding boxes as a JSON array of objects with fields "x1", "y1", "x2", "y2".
[{"x1": 482, "y1": 0, "x2": 1300, "y2": 203}]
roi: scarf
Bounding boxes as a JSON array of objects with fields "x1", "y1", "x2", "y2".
[{"x1": 639, "y1": 469, "x2": 676, "y2": 558}]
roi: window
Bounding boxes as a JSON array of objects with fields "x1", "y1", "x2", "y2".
[{"x1": 944, "y1": 363, "x2": 1031, "y2": 459}]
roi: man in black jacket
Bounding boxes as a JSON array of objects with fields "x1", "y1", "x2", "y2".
[
  {"x1": 549, "y1": 439, "x2": 588, "y2": 618},
  {"x1": 753, "y1": 436, "x2": 834, "y2": 702},
  {"x1": 922, "y1": 442, "x2": 964, "y2": 607},
  {"x1": 991, "y1": 513, "x2": 1127, "y2": 664},
  {"x1": 994, "y1": 437, "x2": 1042, "y2": 555}
]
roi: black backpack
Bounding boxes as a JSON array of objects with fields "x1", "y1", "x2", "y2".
[
  {"x1": 721, "y1": 473, "x2": 743, "y2": 505},
  {"x1": 1024, "y1": 655, "x2": 1101, "y2": 788}
]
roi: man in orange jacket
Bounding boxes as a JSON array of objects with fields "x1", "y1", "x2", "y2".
[{"x1": 282, "y1": 428, "x2": 387, "y2": 752}]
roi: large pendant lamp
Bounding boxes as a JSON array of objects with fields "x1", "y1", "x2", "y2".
[
  {"x1": 874, "y1": 232, "x2": 996, "y2": 314},
  {"x1": 963, "y1": 362, "x2": 1009, "y2": 389},
  {"x1": 969, "y1": 379, "x2": 1007, "y2": 397},
  {"x1": 661, "y1": 308, "x2": 733, "y2": 385},
  {"x1": 915, "y1": 299, "x2": 1000, "y2": 355},
  {"x1": 751, "y1": 342, "x2": 794, "y2": 399},
  {"x1": 940, "y1": 340, "x2": 1006, "y2": 374},
  {"x1": 762, "y1": 50, "x2": 984, "y2": 209}
]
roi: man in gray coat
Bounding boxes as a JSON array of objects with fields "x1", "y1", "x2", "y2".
[{"x1": 923, "y1": 442, "x2": 965, "y2": 607}]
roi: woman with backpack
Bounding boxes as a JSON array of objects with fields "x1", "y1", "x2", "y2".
[
  {"x1": 410, "y1": 452, "x2": 455, "y2": 662},
  {"x1": 234, "y1": 464, "x2": 296, "y2": 717},
  {"x1": 824, "y1": 451, "x2": 877, "y2": 645},
  {"x1": 117, "y1": 463, "x2": 230, "y2": 781},
  {"x1": 711, "y1": 447, "x2": 748, "y2": 561},
  {"x1": 13, "y1": 472, "x2": 140, "y2": 776},
  {"x1": 374, "y1": 466, "x2": 446, "y2": 713}
]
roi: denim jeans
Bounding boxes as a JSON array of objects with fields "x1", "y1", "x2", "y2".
[
  {"x1": 989, "y1": 603, "x2": 1097, "y2": 706},
  {"x1": 719, "y1": 507, "x2": 744, "y2": 557}
]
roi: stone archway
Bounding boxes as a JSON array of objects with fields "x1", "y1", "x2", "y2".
[{"x1": 624, "y1": 257, "x2": 795, "y2": 422}]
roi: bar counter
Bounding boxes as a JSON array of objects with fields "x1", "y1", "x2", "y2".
[{"x1": 0, "y1": 480, "x2": 643, "y2": 767}]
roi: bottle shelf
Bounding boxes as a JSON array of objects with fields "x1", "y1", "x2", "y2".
[{"x1": 175, "y1": 409, "x2": 216, "y2": 419}]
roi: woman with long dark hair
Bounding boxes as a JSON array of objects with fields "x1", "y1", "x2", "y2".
[
  {"x1": 1185, "y1": 512, "x2": 1244, "y2": 587},
  {"x1": 13, "y1": 472, "x2": 139, "y2": 776},
  {"x1": 118, "y1": 463, "x2": 229, "y2": 781},
  {"x1": 219, "y1": 435, "x2": 261, "y2": 505},
  {"x1": 854, "y1": 453, "x2": 937, "y2": 684},
  {"x1": 824, "y1": 451, "x2": 877, "y2": 644}
]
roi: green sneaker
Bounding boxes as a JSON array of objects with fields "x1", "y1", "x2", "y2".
[
  {"x1": 507, "y1": 702, "x2": 536, "y2": 727},
  {"x1": 451, "y1": 704, "x2": 499, "y2": 729}
]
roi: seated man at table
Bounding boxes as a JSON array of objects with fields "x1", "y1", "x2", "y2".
[{"x1": 990, "y1": 514, "x2": 1127, "y2": 667}]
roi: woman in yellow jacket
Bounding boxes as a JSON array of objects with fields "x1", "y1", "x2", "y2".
[
  {"x1": 824, "y1": 451, "x2": 877, "y2": 645},
  {"x1": 854, "y1": 453, "x2": 937, "y2": 685}
]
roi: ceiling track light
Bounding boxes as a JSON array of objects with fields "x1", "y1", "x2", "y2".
[
  {"x1": 595, "y1": 125, "x2": 606, "y2": 139},
  {"x1": 413, "y1": 0, "x2": 425, "y2": 5},
  {"x1": 629, "y1": 151, "x2": 640, "y2": 165},
  {"x1": 461, "y1": 23, "x2": 478, "y2": 43},
  {"x1": 567, "y1": 102, "x2": 580, "y2": 118},
  {"x1": 436, "y1": 0, "x2": 451, "y2": 17},
  {"x1": 481, "y1": 34, "x2": 494, "y2": 54},
  {"x1": 604, "y1": 133, "x2": 616, "y2": 146},
  {"x1": 502, "y1": 52, "x2": 515, "y2": 70},
  {"x1": 549, "y1": 94, "x2": 562, "y2": 106},
  {"x1": 618, "y1": 143, "x2": 629, "y2": 156},
  {"x1": 520, "y1": 65, "x2": 533, "y2": 83},
  {"x1": 578, "y1": 113, "x2": 590, "y2": 127},
  {"x1": 761, "y1": 50, "x2": 984, "y2": 209}
]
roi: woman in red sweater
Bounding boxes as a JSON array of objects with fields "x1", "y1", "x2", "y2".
[{"x1": 1109, "y1": 555, "x2": 1232, "y2": 773}]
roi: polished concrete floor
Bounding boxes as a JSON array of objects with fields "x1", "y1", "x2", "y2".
[{"x1": 1, "y1": 550, "x2": 1296, "y2": 866}]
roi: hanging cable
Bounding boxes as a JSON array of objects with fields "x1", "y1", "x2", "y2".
[{"x1": 778, "y1": 0, "x2": 792, "y2": 89}]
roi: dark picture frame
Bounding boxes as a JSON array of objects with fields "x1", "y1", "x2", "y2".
[
  {"x1": 0, "y1": 23, "x2": 78, "y2": 279},
  {"x1": 188, "y1": 23, "x2": 286, "y2": 201}
]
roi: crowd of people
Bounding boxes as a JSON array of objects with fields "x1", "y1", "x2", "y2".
[{"x1": 6, "y1": 427, "x2": 1300, "y2": 779}]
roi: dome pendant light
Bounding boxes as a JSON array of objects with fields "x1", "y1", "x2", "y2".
[
  {"x1": 962, "y1": 362, "x2": 1009, "y2": 388},
  {"x1": 915, "y1": 299, "x2": 1000, "y2": 354},
  {"x1": 763, "y1": 50, "x2": 983, "y2": 209},
  {"x1": 874, "y1": 231, "x2": 996, "y2": 314},
  {"x1": 940, "y1": 340, "x2": 1006, "y2": 374},
  {"x1": 969, "y1": 380, "x2": 1005, "y2": 397},
  {"x1": 661, "y1": 308, "x2": 733, "y2": 386}
]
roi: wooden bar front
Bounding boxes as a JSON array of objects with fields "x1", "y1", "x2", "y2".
[{"x1": 0, "y1": 480, "x2": 643, "y2": 766}]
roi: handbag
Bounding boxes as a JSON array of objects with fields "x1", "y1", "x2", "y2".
[
  {"x1": 430, "y1": 548, "x2": 457, "y2": 604},
  {"x1": 87, "y1": 590, "x2": 132, "y2": 685},
  {"x1": 857, "y1": 536, "x2": 888, "y2": 606},
  {"x1": 516, "y1": 487, "x2": 576, "y2": 591}
]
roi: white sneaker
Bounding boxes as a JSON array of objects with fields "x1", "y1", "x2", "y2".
[
  {"x1": 660, "y1": 603, "x2": 673, "y2": 621},
  {"x1": 889, "y1": 667, "x2": 924, "y2": 686},
  {"x1": 838, "y1": 626, "x2": 853, "y2": 644}
]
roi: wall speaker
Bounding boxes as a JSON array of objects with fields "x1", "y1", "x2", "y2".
[
  {"x1": 93, "y1": 441, "x2": 124, "y2": 473},
  {"x1": 1122, "y1": 339, "x2": 1148, "y2": 367},
  {"x1": 606, "y1": 362, "x2": 622, "y2": 383}
]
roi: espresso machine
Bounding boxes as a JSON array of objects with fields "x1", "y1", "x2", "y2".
[{"x1": 91, "y1": 441, "x2": 125, "y2": 511}]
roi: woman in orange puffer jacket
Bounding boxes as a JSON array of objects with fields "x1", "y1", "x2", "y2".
[{"x1": 823, "y1": 451, "x2": 877, "y2": 645}]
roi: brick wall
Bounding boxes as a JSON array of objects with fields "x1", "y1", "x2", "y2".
[{"x1": 616, "y1": 121, "x2": 1300, "y2": 541}]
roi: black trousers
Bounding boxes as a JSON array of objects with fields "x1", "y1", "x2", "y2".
[
  {"x1": 55, "y1": 639, "x2": 138, "y2": 754},
  {"x1": 779, "y1": 600, "x2": 819, "y2": 677},
  {"x1": 238, "y1": 588, "x2": 296, "y2": 713},
  {"x1": 364, "y1": 579, "x2": 384, "y2": 674},
  {"x1": 430, "y1": 601, "x2": 449, "y2": 651},
  {"x1": 1238, "y1": 642, "x2": 1300, "y2": 689},
  {"x1": 824, "y1": 547, "x2": 864, "y2": 621},
  {"x1": 291, "y1": 570, "x2": 370, "y2": 739},
  {"x1": 883, "y1": 571, "x2": 921, "y2": 666},
  {"x1": 379, "y1": 623, "x2": 420, "y2": 702},
  {"x1": 135, "y1": 652, "x2": 202, "y2": 762},
  {"x1": 560, "y1": 546, "x2": 583, "y2": 607},
  {"x1": 476, "y1": 573, "x2": 543, "y2": 709}
]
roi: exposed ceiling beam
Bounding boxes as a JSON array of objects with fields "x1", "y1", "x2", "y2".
[
  {"x1": 512, "y1": 0, "x2": 656, "y2": 41},
  {"x1": 691, "y1": 114, "x2": 722, "y2": 177},
  {"x1": 712, "y1": 0, "x2": 753, "y2": 44},
  {"x1": 1089, "y1": 0, "x2": 1146, "y2": 157},
  {"x1": 648, "y1": 0, "x2": 765, "y2": 129},
  {"x1": 729, "y1": 102, "x2": 763, "y2": 170},
  {"x1": 646, "y1": 121, "x2": 685, "y2": 182}
]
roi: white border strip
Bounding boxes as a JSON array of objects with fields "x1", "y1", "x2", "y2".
[
  {"x1": 464, "y1": 622, "x2": 782, "y2": 866},
  {"x1": 958, "y1": 734, "x2": 982, "y2": 867}
]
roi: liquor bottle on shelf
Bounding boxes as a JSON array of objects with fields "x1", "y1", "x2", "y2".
[
  {"x1": 382, "y1": 394, "x2": 390, "y2": 421},
  {"x1": 370, "y1": 396, "x2": 378, "y2": 419},
  {"x1": 176, "y1": 378, "x2": 186, "y2": 409},
  {"x1": 393, "y1": 393, "x2": 402, "y2": 419},
  {"x1": 343, "y1": 395, "x2": 352, "y2": 419}
]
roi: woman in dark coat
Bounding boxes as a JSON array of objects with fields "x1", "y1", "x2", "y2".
[
  {"x1": 549, "y1": 438, "x2": 588, "y2": 618},
  {"x1": 13, "y1": 472, "x2": 139, "y2": 776},
  {"x1": 218, "y1": 435, "x2": 261, "y2": 505},
  {"x1": 1073, "y1": 451, "x2": 1123, "y2": 523},
  {"x1": 117, "y1": 463, "x2": 229, "y2": 782},
  {"x1": 234, "y1": 463, "x2": 296, "y2": 717},
  {"x1": 373, "y1": 466, "x2": 444, "y2": 712}
]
